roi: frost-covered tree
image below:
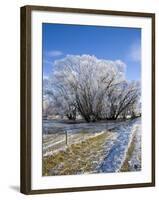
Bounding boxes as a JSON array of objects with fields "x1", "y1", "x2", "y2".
[
  {"x1": 44, "y1": 54, "x2": 141, "y2": 122},
  {"x1": 43, "y1": 77, "x2": 54, "y2": 117},
  {"x1": 43, "y1": 76, "x2": 76, "y2": 119},
  {"x1": 103, "y1": 81, "x2": 141, "y2": 120}
]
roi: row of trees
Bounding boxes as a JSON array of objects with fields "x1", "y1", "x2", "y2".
[{"x1": 43, "y1": 55, "x2": 141, "y2": 122}]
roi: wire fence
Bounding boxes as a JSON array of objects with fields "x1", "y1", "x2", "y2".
[{"x1": 42, "y1": 128, "x2": 99, "y2": 157}]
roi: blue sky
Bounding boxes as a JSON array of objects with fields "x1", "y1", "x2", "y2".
[{"x1": 42, "y1": 23, "x2": 141, "y2": 81}]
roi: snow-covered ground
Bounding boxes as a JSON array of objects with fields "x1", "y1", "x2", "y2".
[
  {"x1": 97, "y1": 118, "x2": 141, "y2": 173},
  {"x1": 127, "y1": 124, "x2": 141, "y2": 171},
  {"x1": 43, "y1": 117, "x2": 141, "y2": 173}
]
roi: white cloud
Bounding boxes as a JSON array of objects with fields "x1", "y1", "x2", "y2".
[
  {"x1": 43, "y1": 75, "x2": 49, "y2": 80},
  {"x1": 129, "y1": 42, "x2": 141, "y2": 62},
  {"x1": 47, "y1": 50, "x2": 63, "y2": 57},
  {"x1": 43, "y1": 59, "x2": 53, "y2": 65}
]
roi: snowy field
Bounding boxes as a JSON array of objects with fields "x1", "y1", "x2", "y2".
[{"x1": 42, "y1": 117, "x2": 141, "y2": 175}]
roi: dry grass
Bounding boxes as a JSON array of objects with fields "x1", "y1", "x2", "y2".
[
  {"x1": 43, "y1": 132, "x2": 111, "y2": 176},
  {"x1": 120, "y1": 136, "x2": 136, "y2": 172}
]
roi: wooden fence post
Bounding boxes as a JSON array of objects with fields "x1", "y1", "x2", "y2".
[{"x1": 65, "y1": 131, "x2": 68, "y2": 146}]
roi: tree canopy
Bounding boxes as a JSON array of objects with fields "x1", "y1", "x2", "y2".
[{"x1": 43, "y1": 55, "x2": 141, "y2": 122}]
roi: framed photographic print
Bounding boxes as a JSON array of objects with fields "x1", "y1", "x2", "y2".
[{"x1": 20, "y1": 5, "x2": 155, "y2": 194}]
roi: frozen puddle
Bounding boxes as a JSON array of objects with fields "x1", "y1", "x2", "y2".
[{"x1": 97, "y1": 118, "x2": 141, "y2": 173}]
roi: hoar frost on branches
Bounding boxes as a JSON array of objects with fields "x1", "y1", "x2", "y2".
[{"x1": 43, "y1": 55, "x2": 141, "y2": 122}]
